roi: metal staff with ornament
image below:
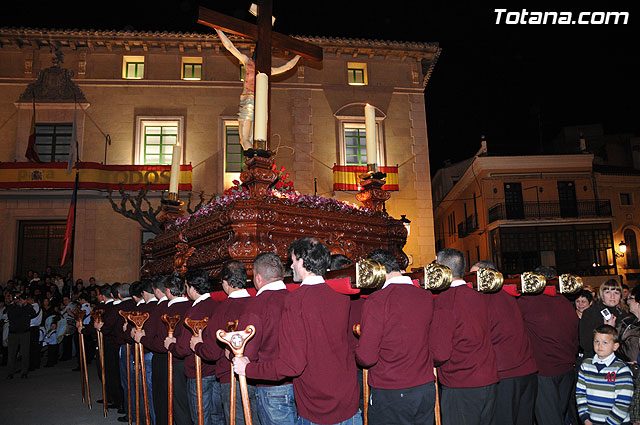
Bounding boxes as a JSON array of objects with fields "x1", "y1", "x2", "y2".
[
  {"x1": 216, "y1": 324, "x2": 256, "y2": 425},
  {"x1": 118, "y1": 310, "x2": 133, "y2": 425},
  {"x1": 184, "y1": 317, "x2": 209, "y2": 425},
  {"x1": 161, "y1": 314, "x2": 181, "y2": 425},
  {"x1": 91, "y1": 309, "x2": 107, "y2": 417},
  {"x1": 126, "y1": 312, "x2": 152, "y2": 425}
]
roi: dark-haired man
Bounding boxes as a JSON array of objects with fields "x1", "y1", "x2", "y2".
[
  {"x1": 470, "y1": 261, "x2": 537, "y2": 425},
  {"x1": 430, "y1": 248, "x2": 498, "y2": 425},
  {"x1": 356, "y1": 249, "x2": 435, "y2": 425},
  {"x1": 6, "y1": 293, "x2": 36, "y2": 379},
  {"x1": 517, "y1": 265, "x2": 578, "y2": 425},
  {"x1": 133, "y1": 276, "x2": 169, "y2": 424},
  {"x1": 242, "y1": 252, "x2": 296, "y2": 425},
  {"x1": 166, "y1": 269, "x2": 223, "y2": 425},
  {"x1": 94, "y1": 284, "x2": 124, "y2": 412},
  {"x1": 155, "y1": 273, "x2": 193, "y2": 425},
  {"x1": 235, "y1": 237, "x2": 361, "y2": 425},
  {"x1": 113, "y1": 283, "x2": 136, "y2": 423},
  {"x1": 191, "y1": 260, "x2": 259, "y2": 425}
]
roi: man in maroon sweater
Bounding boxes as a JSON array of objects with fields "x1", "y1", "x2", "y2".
[
  {"x1": 133, "y1": 275, "x2": 169, "y2": 425},
  {"x1": 112, "y1": 283, "x2": 136, "y2": 423},
  {"x1": 471, "y1": 261, "x2": 538, "y2": 425},
  {"x1": 94, "y1": 284, "x2": 124, "y2": 412},
  {"x1": 165, "y1": 269, "x2": 224, "y2": 425},
  {"x1": 356, "y1": 249, "x2": 435, "y2": 425},
  {"x1": 190, "y1": 260, "x2": 259, "y2": 425},
  {"x1": 158, "y1": 273, "x2": 193, "y2": 425},
  {"x1": 243, "y1": 252, "x2": 296, "y2": 425},
  {"x1": 430, "y1": 248, "x2": 498, "y2": 425},
  {"x1": 517, "y1": 266, "x2": 579, "y2": 425},
  {"x1": 234, "y1": 237, "x2": 361, "y2": 425}
]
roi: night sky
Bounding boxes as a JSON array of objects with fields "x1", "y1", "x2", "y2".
[{"x1": 2, "y1": 1, "x2": 638, "y2": 174}]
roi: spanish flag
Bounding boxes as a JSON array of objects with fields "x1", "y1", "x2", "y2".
[{"x1": 25, "y1": 98, "x2": 41, "y2": 163}]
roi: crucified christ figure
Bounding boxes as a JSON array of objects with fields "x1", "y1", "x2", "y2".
[{"x1": 216, "y1": 29, "x2": 300, "y2": 151}]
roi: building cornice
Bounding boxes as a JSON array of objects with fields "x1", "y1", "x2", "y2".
[
  {"x1": 0, "y1": 27, "x2": 440, "y2": 60},
  {"x1": 434, "y1": 154, "x2": 595, "y2": 216}
]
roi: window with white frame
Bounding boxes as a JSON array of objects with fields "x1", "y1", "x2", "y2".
[
  {"x1": 347, "y1": 62, "x2": 368, "y2": 86},
  {"x1": 182, "y1": 57, "x2": 203, "y2": 80},
  {"x1": 134, "y1": 117, "x2": 184, "y2": 165},
  {"x1": 337, "y1": 119, "x2": 384, "y2": 166},
  {"x1": 123, "y1": 56, "x2": 145, "y2": 79}
]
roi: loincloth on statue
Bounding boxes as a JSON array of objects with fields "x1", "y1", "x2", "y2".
[{"x1": 238, "y1": 94, "x2": 255, "y2": 121}]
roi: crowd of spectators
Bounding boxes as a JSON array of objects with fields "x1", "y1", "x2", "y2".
[{"x1": 0, "y1": 267, "x2": 101, "y2": 377}]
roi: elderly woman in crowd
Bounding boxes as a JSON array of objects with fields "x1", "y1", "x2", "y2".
[
  {"x1": 579, "y1": 279, "x2": 630, "y2": 360},
  {"x1": 574, "y1": 289, "x2": 594, "y2": 319}
]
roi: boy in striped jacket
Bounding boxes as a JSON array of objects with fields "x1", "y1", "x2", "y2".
[{"x1": 576, "y1": 324, "x2": 634, "y2": 425}]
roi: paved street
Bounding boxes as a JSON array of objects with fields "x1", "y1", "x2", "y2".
[{"x1": 1, "y1": 358, "x2": 124, "y2": 425}]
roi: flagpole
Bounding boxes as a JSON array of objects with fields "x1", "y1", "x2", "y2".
[{"x1": 69, "y1": 169, "x2": 79, "y2": 275}]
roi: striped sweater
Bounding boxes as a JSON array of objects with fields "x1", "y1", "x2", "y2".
[{"x1": 576, "y1": 355, "x2": 634, "y2": 425}]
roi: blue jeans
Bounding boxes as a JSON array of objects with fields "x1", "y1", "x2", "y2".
[
  {"x1": 144, "y1": 352, "x2": 155, "y2": 425},
  {"x1": 296, "y1": 410, "x2": 362, "y2": 425},
  {"x1": 256, "y1": 384, "x2": 297, "y2": 425},
  {"x1": 188, "y1": 375, "x2": 225, "y2": 425},
  {"x1": 221, "y1": 382, "x2": 261, "y2": 425}
]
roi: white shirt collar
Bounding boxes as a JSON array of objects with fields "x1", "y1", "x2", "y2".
[
  {"x1": 256, "y1": 280, "x2": 286, "y2": 296},
  {"x1": 105, "y1": 299, "x2": 114, "y2": 304},
  {"x1": 381, "y1": 275, "x2": 414, "y2": 290},
  {"x1": 192, "y1": 292, "x2": 211, "y2": 307},
  {"x1": 157, "y1": 296, "x2": 168, "y2": 304},
  {"x1": 136, "y1": 300, "x2": 145, "y2": 307},
  {"x1": 168, "y1": 296, "x2": 189, "y2": 307},
  {"x1": 450, "y1": 279, "x2": 468, "y2": 288},
  {"x1": 147, "y1": 296, "x2": 158, "y2": 303},
  {"x1": 593, "y1": 352, "x2": 616, "y2": 366},
  {"x1": 228, "y1": 289, "x2": 251, "y2": 299},
  {"x1": 301, "y1": 275, "x2": 325, "y2": 286}
]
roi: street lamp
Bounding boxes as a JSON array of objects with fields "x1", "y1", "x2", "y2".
[{"x1": 616, "y1": 240, "x2": 627, "y2": 258}]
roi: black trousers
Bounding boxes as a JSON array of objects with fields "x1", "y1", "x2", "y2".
[
  {"x1": 173, "y1": 360, "x2": 194, "y2": 425},
  {"x1": 491, "y1": 373, "x2": 537, "y2": 425},
  {"x1": 369, "y1": 382, "x2": 436, "y2": 425},
  {"x1": 104, "y1": 342, "x2": 124, "y2": 408},
  {"x1": 152, "y1": 352, "x2": 169, "y2": 425},
  {"x1": 441, "y1": 383, "x2": 497, "y2": 425},
  {"x1": 29, "y1": 326, "x2": 41, "y2": 369},
  {"x1": 534, "y1": 370, "x2": 574, "y2": 425}
]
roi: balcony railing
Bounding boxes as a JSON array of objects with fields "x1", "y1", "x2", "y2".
[{"x1": 488, "y1": 200, "x2": 611, "y2": 223}]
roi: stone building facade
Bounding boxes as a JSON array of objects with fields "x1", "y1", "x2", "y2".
[{"x1": 0, "y1": 28, "x2": 440, "y2": 283}]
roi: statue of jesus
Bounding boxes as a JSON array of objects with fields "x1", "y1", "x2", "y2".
[{"x1": 216, "y1": 29, "x2": 300, "y2": 151}]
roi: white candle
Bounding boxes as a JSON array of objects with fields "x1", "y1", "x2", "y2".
[
  {"x1": 169, "y1": 142, "x2": 181, "y2": 194},
  {"x1": 365, "y1": 104, "x2": 377, "y2": 165},
  {"x1": 254, "y1": 72, "x2": 269, "y2": 142}
]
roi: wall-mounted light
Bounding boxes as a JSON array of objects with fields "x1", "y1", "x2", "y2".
[
  {"x1": 616, "y1": 240, "x2": 627, "y2": 258},
  {"x1": 400, "y1": 215, "x2": 411, "y2": 236}
]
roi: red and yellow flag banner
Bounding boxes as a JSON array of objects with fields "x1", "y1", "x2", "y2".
[
  {"x1": 332, "y1": 165, "x2": 399, "y2": 191},
  {"x1": 0, "y1": 162, "x2": 192, "y2": 191}
]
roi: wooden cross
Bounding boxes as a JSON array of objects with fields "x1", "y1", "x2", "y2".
[
  {"x1": 198, "y1": 1, "x2": 323, "y2": 73},
  {"x1": 198, "y1": 1, "x2": 323, "y2": 149}
]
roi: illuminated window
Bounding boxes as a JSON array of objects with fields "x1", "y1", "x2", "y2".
[
  {"x1": 344, "y1": 124, "x2": 367, "y2": 166},
  {"x1": 182, "y1": 57, "x2": 203, "y2": 80},
  {"x1": 339, "y1": 122, "x2": 383, "y2": 166},
  {"x1": 123, "y1": 56, "x2": 145, "y2": 79},
  {"x1": 134, "y1": 117, "x2": 184, "y2": 165},
  {"x1": 224, "y1": 122, "x2": 243, "y2": 172},
  {"x1": 347, "y1": 62, "x2": 368, "y2": 86}
]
